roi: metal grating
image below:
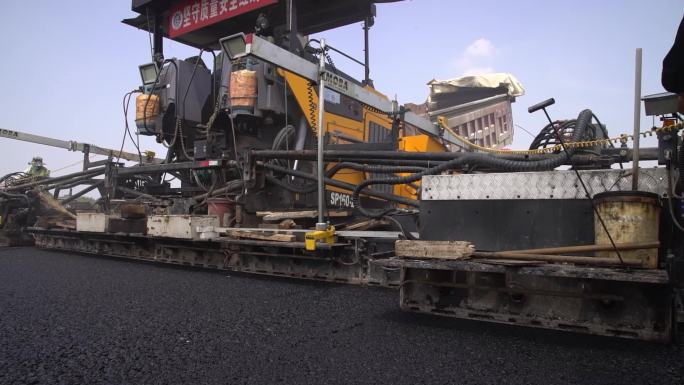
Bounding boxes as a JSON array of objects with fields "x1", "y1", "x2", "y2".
[{"x1": 368, "y1": 121, "x2": 392, "y2": 194}]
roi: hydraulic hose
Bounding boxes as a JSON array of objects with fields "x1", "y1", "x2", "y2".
[
  {"x1": 352, "y1": 157, "x2": 470, "y2": 217},
  {"x1": 678, "y1": 139, "x2": 684, "y2": 195},
  {"x1": 266, "y1": 162, "x2": 427, "y2": 195},
  {"x1": 325, "y1": 162, "x2": 425, "y2": 177},
  {"x1": 260, "y1": 162, "x2": 418, "y2": 207},
  {"x1": 0, "y1": 172, "x2": 26, "y2": 185},
  {"x1": 0, "y1": 191, "x2": 31, "y2": 207},
  {"x1": 265, "y1": 175, "x2": 317, "y2": 194}
]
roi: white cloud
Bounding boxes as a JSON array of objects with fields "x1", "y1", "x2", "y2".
[
  {"x1": 455, "y1": 38, "x2": 497, "y2": 76},
  {"x1": 464, "y1": 38, "x2": 496, "y2": 58}
]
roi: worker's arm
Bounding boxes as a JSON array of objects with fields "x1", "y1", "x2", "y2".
[{"x1": 662, "y1": 15, "x2": 684, "y2": 112}]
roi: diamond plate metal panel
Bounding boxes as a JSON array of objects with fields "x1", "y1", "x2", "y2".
[{"x1": 422, "y1": 168, "x2": 667, "y2": 200}]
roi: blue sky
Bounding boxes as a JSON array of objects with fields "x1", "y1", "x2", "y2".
[{"x1": 0, "y1": 0, "x2": 681, "y2": 177}]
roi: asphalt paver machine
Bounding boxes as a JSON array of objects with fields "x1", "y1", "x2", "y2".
[{"x1": 5, "y1": 0, "x2": 684, "y2": 342}]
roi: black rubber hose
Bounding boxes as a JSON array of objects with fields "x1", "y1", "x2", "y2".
[
  {"x1": 260, "y1": 162, "x2": 418, "y2": 207},
  {"x1": 460, "y1": 109, "x2": 593, "y2": 172},
  {"x1": 352, "y1": 109, "x2": 594, "y2": 217},
  {"x1": 267, "y1": 162, "x2": 427, "y2": 195},
  {"x1": 0, "y1": 191, "x2": 31, "y2": 207},
  {"x1": 383, "y1": 215, "x2": 417, "y2": 240},
  {"x1": 0, "y1": 172, "x2": 26, "y2": 184},
  {"x1": 325, "y1": 162, "x2": 425, "y2": 177},
  {"x1": 272, "y1": 125, "x2": 296, "y2": 151},
  {"x1": 678, "y1": 139, "x2": 684, "y2": 194},
  {"x1": 265, "y1": 175, "x2": 317, "y2": 194},
  {"x1": 352, "y1": 157, "x2": 469, "y2": 217},
  {"x1": 592, "y1": 113, "x2": 614, "y2": 148}
]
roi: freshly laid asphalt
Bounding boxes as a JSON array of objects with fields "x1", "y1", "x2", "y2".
[{"x1": 1, "y1": 247, "x2": 683, "y2": 385}]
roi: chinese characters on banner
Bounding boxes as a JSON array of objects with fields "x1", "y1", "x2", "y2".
[{"x1": 168, "y1": 0, "x2": 277, "y2": 38}]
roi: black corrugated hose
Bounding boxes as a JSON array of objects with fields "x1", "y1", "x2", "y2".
[{"x1": 267, "y1": 162, "x2": 426, "y2": 194}]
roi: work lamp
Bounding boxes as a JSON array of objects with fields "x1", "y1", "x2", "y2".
[
  {"x1": 220, "y1": 33, "x2": 248, "y2": 60},
  {"x1": 138, "y1": 62, "x2": 159, "y2": 85}
]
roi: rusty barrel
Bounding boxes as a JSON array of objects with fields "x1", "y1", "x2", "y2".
[
  {"x1": 135, "y1": 93, "x2": 160, "y2": 133},
  {"x1": 594, "y1": 191, "x2": 660, "y2": 269},
  {"x1": 229, "y1": 69, "x2": 257, "y2": 110},
  {"x1": 207, "y1": 198, "x2": 235, "y2": 227}
]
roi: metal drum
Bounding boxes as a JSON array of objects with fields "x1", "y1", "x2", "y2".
[
  {"x1": 594, "y1": 191, "x2": 660, "y2": 269},
  {"x1": 207, "y1": 198, "x2": 235, "y2": 227},
  {"x1": 135, "y1": 93, "x2": 160, "y2": 134}
]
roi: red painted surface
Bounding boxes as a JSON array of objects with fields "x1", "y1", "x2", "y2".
[{"x1": 168, "y1": 0, "x2": 277, "y2": 38}]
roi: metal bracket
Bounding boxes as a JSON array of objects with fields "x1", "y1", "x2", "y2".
[{"x1": 305, "y1": 225, "x2": 336, "y2": 251}]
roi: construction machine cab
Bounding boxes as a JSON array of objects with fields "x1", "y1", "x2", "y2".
[
  {"x1": 123, "y1": 0, "x2": 391, "y2": 145},
  {"x1": 123, "y1": 0, "x2": 390, "y2": 57}
]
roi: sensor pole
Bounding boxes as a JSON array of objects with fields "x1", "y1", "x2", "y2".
[
  {"x1": 316, "y1": 39, "x2": 328, "y2": 230},
  {"x1": 632, "y1": 48, "x2": 643, "y2": 190}
]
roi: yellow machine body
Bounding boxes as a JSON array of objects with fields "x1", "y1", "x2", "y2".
[{"x1": 280, "y1": 69, "x2": 448, "y2": 202}]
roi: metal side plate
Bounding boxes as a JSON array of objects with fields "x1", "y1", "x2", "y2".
[{"x1": 422, "y1": 168, "x2": 667, "y2": 200}]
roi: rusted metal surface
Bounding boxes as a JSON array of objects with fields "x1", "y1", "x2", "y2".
[
  {"x1": 593, "y1": 191, "x2": 660, "y2": 269},
  {"x1": 376, "y1": 258, "x2": 669, "y2": 284},
  {"x1": 107, "y1": 218, "x2": 147, "y2": 234},
  {"x1": 146, "y1": 215, "x2": 220, "y2": 239},
  {"x1": 119, "y1": 203, "x2": 147, "y2": 219},
  {"x1": 503, "y1": 242, "x2": 660, "y2": 255},
  {"x1": 76, "y1": 213, "x2": 109, "y2": 233},
  {"x1": 395, "y1": 240, "x2": 475, "y2": 259},
  {"x1": 395, "y1": 262, "x2": 672, "y2": 342},
  {"x1": 28, "y1": 228, "x2": 400, "y2": 288},
  {"x1": 471, "y1": 251, "x2": 644, "y2": 267}
]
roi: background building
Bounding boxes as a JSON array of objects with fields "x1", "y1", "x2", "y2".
[{"x1": 407, "y1": 73, "x2": 524, "y2": 150}]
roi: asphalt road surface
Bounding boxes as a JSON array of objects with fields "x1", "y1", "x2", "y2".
[{"x1": 1, "y1": 247, "x2": 683, "y2": 385}]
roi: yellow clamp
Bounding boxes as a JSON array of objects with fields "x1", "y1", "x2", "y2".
[
  {"x1": 305, "y1": 225, "x2": 336, "y2": 251},
  {"x1": 144, "y1": 150, "x2": 156, "y2": 160}
]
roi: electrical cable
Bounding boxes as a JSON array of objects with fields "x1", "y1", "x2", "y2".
[
  {"x1": 117, "y1": 91, "x2": 133, "y2": 164},
  {"x1": 283, "y1": 74, "x2": 291, "y2": 171},
  {"x1": 306, "y1": 82, "x2": 318, "y2": 130},
  {"x1": 678, "y1": 134, "x2": 684, "y2": 195},
  {"x1": 382, "y1": 215, "x2": 416, "y2": 240},
  {"x1": 208, "y1": 50, "x2": 217, "y2": 115},
  {"x1": 117, "y1": 90, "x2": 143, "y2": 164},
  {"x1": 514, "y1": 123, "x2": 536, "y2": 139},
  {"x1": 591, "y1": 113, "x2": 613, "y2": 148},
  {"x1": 590, "y1": 112, "x2": 622, "y2": 169},
  {"x1": 666, "y1": 162, "x2": 684, "y2": 232},
  {"x1": 143, "y1": 59, "x2": 179, "y2": 141},
  {"x1": 50, "y1": 155, "x2": 96, "y2": 174},
  {"x1": 227, "y1": 114, "x2": 244, "y2": 190},
  {"x1": 123, "y1": 90, "x2": 143, "y2": 163},
  {"x1": 145, "y1": 8, "x2": 154, "y2": 62}
]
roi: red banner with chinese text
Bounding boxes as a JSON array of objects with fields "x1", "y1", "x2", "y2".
[{"x1": 168, "y1": 0, "x2": 278, "y2": 38}]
